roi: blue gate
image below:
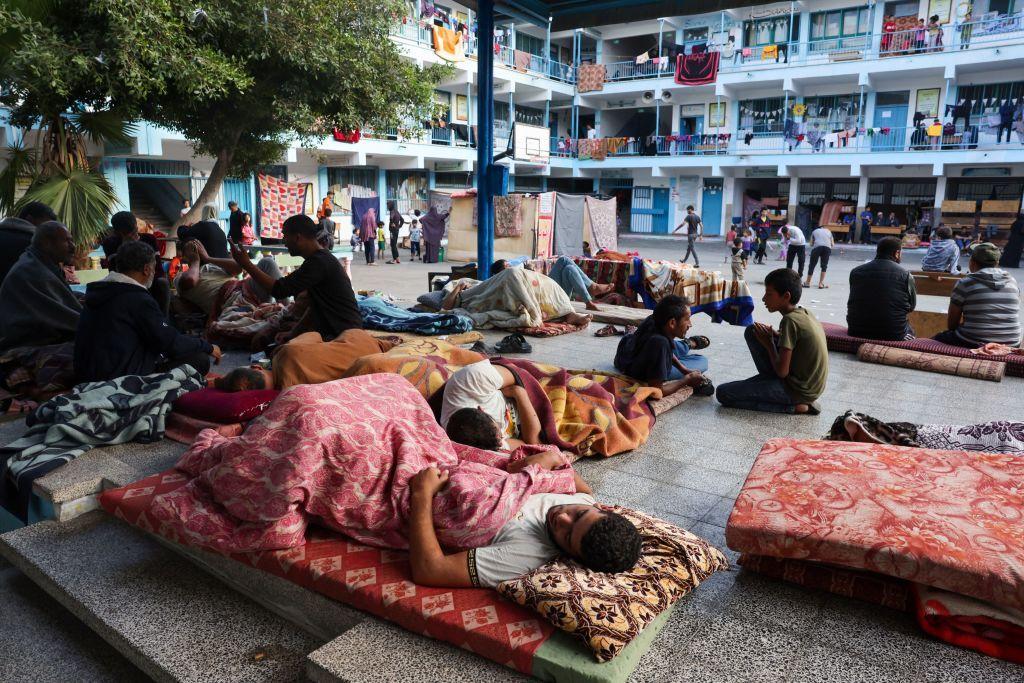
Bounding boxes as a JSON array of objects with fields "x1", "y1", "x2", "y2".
[
  {"x1": 223, "y1": 177, "x2": 253, "y2": 214},
  {"x1": 630, "y1": 187, "x2": 670, "y2": 234},
  {"x1": 701, "y1": 179, "x2": 724, "y2": 236}
]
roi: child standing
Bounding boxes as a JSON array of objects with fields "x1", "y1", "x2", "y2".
[
  {"x1": 741, "y1": 230, "x2": 754, "y2": 267},
  {"x1": 409, "y1": 213, "x2": 423, "y2": 261},
  {"x1": 730, "y1": 238, "x2": 745, "y2": 280},
  {"x1": 777, "y1": 230, "x2": 789, "y2": 261},
  {"x1": 376, "y1": 222, "x2": 386, "y2": 257},
  {"x1": 715, "y1": 268, "x2": 828, "y2": 414}
]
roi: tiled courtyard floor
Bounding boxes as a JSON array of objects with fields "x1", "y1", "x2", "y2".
[{"x1": 2, "y1": 235, "x2": 1021, "y2": 681}]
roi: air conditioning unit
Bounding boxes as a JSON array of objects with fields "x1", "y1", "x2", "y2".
[
  {"x1": 642, "y1": 91, "x2": 655, "y2": 103},
  {"x1": 661, "y1": 91, "x2": 673, "y2": 102}
]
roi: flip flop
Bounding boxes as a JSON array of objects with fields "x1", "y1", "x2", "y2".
[
  {"x1": 693, "y1": 377, "x2": 715, "y2": 397},
  {"x1": 686, "y1": 335, "x2": 711, "y2": 350},
  {"x1": 469, "y1": 340, "x2": 494, "y2": 357},
  {"x1": 595, "y1": 325, "x2": 622, "y2": 337},
  {"x1": 494, "y1": 333, "x2": 532, "y2": 354},
  {"x1": 818, "y1": 284, "x2": 830, "y2": 289}
]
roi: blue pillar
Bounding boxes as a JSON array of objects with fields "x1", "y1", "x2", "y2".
[
  {"x1": 377, "y1": 168, "x2": 388, "y2": 215},
  {"x1": 101, "y1": 158, "x2": 130, "y2": 213},
  {"x1": 476, "y1": 0, "x2": 495, "y2": 279},
  {"x1": 318, "y1": 166, "x2": 329, "y2": 200}
]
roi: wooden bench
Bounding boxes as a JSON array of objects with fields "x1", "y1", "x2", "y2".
[
  {"x1": 911, "y1": 270, "x2": 964, "y2": 297},
  {"x1": 908, "y1": 310, "x2": 948, "y2": 338}
]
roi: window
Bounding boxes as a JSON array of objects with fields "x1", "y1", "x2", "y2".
[
  {"x1": 988, "y1": 0, "x2": 1017, "y2": 15},
  {"x1": 950, "y1": 178, "x2": 1024, "y2": 201},
  {"x1": 810, "y1": 6, "x2": 870, "y2": 40},
  {"x1": 512, "y1": 175, "x2": 544, "y2": 192},
  {"x1": 957, "y1": 81, "x2": 1024, "y2": 121},
  {"x1": 739, "y1": 97, "x2": 785, "y2": 133},
  {"x1": 435, "y1": 172, "x2": 474, "y2": 189},
  {"x1": 327, "y1": 167, "x2": 377, "y2": 192},
  {"x1": 876, "y1": 91, "x2": 910, "y2": 106},
  {"x1": 386, "y1": 170, "x2": 429, "y2": 215},
  {"x1": 803, "y1": 94, "x2": 862, "y2": 127},
  {"x1": 743, "y1": 17, "x2": 797, "y2": 46},
  {"x1": 516, "y1": 32, "x2": 545, "y2": 57},
  {"x1": 515, "y1": 106, "x2": 544, "y2": 126},
  {"x1": 494, "y1": 101, "x2": 511, "y2": 125}
]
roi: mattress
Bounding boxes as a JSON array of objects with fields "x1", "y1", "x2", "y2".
[{"x1": 100, "y1": 469, "x2": 670, "y2": 683}]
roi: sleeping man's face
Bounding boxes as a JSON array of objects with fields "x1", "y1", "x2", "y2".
[{"x1": 546, "y1": 504, "x2": 604, "y2": 558}]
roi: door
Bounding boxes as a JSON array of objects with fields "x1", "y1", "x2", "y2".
[
  {"x1": 631, "y1": 187, "x2": 670, "y2": 234},
  {"x1": 222, "y1": 177, "x2": 252, "y2": 214},
  {"x1": 701, "y1": 179, "x2": 724, "y2": 236},
  {"x1": 873, "y1": 103, "x2": 908, "y2": 151}
]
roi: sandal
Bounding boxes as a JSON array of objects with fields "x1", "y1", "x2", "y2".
[
  {"x1": 469, "y1": 340, "x2": 494, "y2": 357},
  {"x1": 694, "y1": 377, "x2": 715, "y2": 397},
  {"x1": 818, "y1": 284, "x2": 829, "y2": 289},
  {"x1": 595, "y1": 325, "x2": 622, "y2": 337},
  {"x1": 686, "y1": 335, "x2": 711, "y2": 350},
  {"x1": 624, "y1": 325, "x2": 638, "y2": 335},
  {"x1": 495, "y1": 333, "x2": 532, "y2": 354}
]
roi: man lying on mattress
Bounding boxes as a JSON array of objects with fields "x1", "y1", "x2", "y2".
[
  {"x1": 492, "y1": 257, "x2": 615, "y2": 312},
  {"x1": 407, "y1": 458, "x2": 642, "y2": 588},
  {"x1": 439, "y1": 263, "x2": 593, "y2": 329}
]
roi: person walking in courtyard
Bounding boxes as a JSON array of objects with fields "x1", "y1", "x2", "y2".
[{"x1": 674, "y1": 205, "x2": 702, "y2": 267}]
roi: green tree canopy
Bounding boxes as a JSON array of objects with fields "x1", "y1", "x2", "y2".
[{"x1": 1, "y1": 0, "x2": 448, "y2": 231}]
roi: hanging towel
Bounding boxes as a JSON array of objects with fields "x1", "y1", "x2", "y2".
[
  {"x1": 927, "y1": 123, "x2": 943, "y2": 136},
  {"x1": 552, "y1": 194, "x2": 586, "y2": 256},
  {"x1": 513, "y1": 49, "x2": 531, "y2": 72},
  {"x1": 742, "y1": 47, "x2": 753, "y2": 57},
  {"x1": 494, "y1": 195, "x2": 524, "y2": 238},
  {"x1": 576, "y1": 64, "x2": 607, "y2": 93},
  {"x1": 674, "y1": 51, "x2": 720, "y2": 86},
  {"x1": 432, "y1": 25, "x2": 465, "y2": 62},
  {"x1": 635, "y1": 52, "x2": 650, "y2": 65},
  {"x1": 761, "y1": 44, "x2": 778, "y2": 60}
]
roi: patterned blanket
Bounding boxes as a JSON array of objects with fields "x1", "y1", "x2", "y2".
[
  {"x1": 206, "y1": 280, "x2": 287, "y2": 350},
  {"x1": 0, "y1": 365, "x2": 205, "y2": 519},
  {"x1": 141, "y1": 374, "x2": 577, "y2": 554},
  {"x1": 0, "y1": 342, "x2": 75, "y2": 401},
  {"x1": 494, "y1": 359, "x2": 660, "y2": 458},
  {"x1": 637, "y1": 260, "x2": 755, "y2": 325},
  {"x1": 358, "y1": 296, "x2": 474, "y2": 336},
  {"x1": 343, "y1": 338, "x2": 485, "y2": 401},
  {"x1": 446, "y1": 268, "x2": 575, "y2": 330},
  {"x1": 257, "y1": 173, "x2": 308, "y2": 240}
]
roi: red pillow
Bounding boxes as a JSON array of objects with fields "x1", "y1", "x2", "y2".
[{"x1": 173, "y1": 388, "x2": 280, "y2": 424}]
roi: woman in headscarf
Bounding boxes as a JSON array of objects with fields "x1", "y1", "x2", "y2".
[
  {"x1": 387, "y1": 203, "x2": 405, "y2": 264},
  {"x1": 420, "y1": 205, "x2": 449, "y2": 264}
]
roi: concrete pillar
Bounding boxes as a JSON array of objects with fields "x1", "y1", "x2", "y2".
[
  {"x1": 723, "y1": 175, "x2": 736, "y2": 230},
  {"x1": 787, "y1": 176, "x2": 800, "y2": 224},
  {"x1": 934, "y1": 175, "x2": 948, "y2": 226},
  {"x1": 317, "y1": 166, "x2": 329, "y2": 200},
  {"x1": 101, "y1": 158, "x2": 130, "y2": 213},
  {"x1": 856, "y1": 174, "x2": 870, "y2": 218},
  {"x1": 377, "y1": 168, "x2": 388, "y2": 212}
]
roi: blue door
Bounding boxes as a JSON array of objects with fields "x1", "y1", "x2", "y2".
[
  {"x1": 873, "y1": 104, "x2": 908, "y2": 152},
  {"x1": 631, "y1": 187, "x2": 670, "y2": 233},
  {"x1": 223, "y1": 177, "x2": 253, "y2": 214},
  {"x1": 701, "y1": 179, "x2": 724, "y2": 236}
]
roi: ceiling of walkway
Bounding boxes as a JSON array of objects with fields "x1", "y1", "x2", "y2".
[{"x1": 488, "y1": 0, "x2": 769, "y2": 30}]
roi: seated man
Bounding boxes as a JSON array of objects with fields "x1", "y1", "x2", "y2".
[
  {"x1": 75, "y1": 241, "x2": 222, "y2": 383},
  {"x1": 0, "y1": 221, "x2": 81, "y2": 353},
  {"x1": 933, "y1": 242, "x2": 1021, "y2": 348},
  {"x1": 174, "y1": 238, "x2": 281, "y2": 316},
  {"x1": 214, "y1": 329, "x2": 397, "y2": 391},
  {"x1": 230, "y1": 214, "x2": 362, "y2": 340},
  {"x1": 408, "y1": 462, "x2": 642, "y2": 588},
  {"x1": 0, "y1": 201, "x2": 56, "y2": 287},
  {"x1": 846, "y1": 237, "x2": 916, "y2": 341},
  {"x1": 102, "y1": 210, "x2": 171, "y2": 315},
  {"x1": 177, "y1": 219, "x2": 228, "y2": 259},
  {"x1": 440, "y1": 359, "x2": 543, "y2": 450},
  {"x1": 493, "y1": 257, "x2": 614, "y2": 311},
  {"x1": 716, "y1": 268, "x2": 827, "y2": 414},
  {"x1": 441, "y1": 266, "x2": 592, "y2": 329},
  {"x1": 920, "y1": 225, "x2": 961, "y2": 273},
  {"x1": 613, "y1": 294, "x2": 713, "y2": 396}
]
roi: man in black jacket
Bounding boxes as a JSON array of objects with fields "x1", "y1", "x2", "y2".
[
  {"x1": 74, "y1": 241, "x2": 221, "y2": 383},
  {"x1": 227, "y1": 201, "x2": 244, "y2": 243},
  {"x1": 101, "y1": 211, "x2": 171, "y2": 316},
  {"x1": 847, "y1": 237, "x2": 917, "y2": 341},
  {"x1": 0, "y1": 202, "x2": 57, "y2": 286}
]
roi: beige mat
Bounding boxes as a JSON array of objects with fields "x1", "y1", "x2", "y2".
[
  {"x1": 649, "y1": 387, "x2": 694, "y2": 415},
  {"x1": 370, "y1": 330, "x2": 483, "y2": 346},
  {"x1": 571, "y1": 301, "x2": 651, "y2": 325}
]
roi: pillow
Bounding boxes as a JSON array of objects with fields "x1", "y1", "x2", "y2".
[
  {"x1": 416, "y1": 290, "x2": 445, "y2": 311},
  {"x1": 173, "y1": 388, "x2": 280, "y2": 424},
  {"x1": 496, "y1": 506, "x2": 729, "y2": 662}
]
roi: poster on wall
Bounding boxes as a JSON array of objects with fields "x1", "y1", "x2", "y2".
[
  {"x1": 513, "y1": 123, "x2": 551, "y2": 165},
  {"x1": 928, "y1": 0, "x2": 952, "y2": 23},
  {"x1": 709, "y1": 102, "x2": 727, "y2": 128},
  {"x1": 535, "y1": 192, "x2": 555, "y2": 258},
  {"x1": 915, "y1": 88, "x2": 941, "y2": 118},
  {"x1": 455, "y1": 94, "x2": 468, "y2": 122}
]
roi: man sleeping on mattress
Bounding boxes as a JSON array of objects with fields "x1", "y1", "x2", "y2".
[
  {"x1": 826, "y1": 409, "x2": 1024, "y2": 454},
  {"x1": 438, "y1": 265, "x2": 593, "y2": 330},
  {"x1": 492, "y1": 258, "x2": 615, "y2": 312},
  {"x1": 408, "y1": 456, "x2": 642, "y2": 588},
  {"x1": 440, "y1": 359, "x2": 543, "y2": 450}
]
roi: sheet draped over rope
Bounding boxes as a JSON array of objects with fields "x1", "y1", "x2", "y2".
[{"x1": 257, "y1": 173, "x2": 308, "y2": 240}]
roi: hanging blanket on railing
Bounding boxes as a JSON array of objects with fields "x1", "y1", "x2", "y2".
[
  {"x1": 432, "y1": 25, "x2": 465, "y2": 62},
  {"x1": 0, "y1": 365, "x2": 205, "y2": 520},
  {"x1": 634, "y1": 261, "x2": 754, "y2": 325},
  {"x1": 494, "y1": 194, "x2": 524, "y2": 238},
  {"x1": 143, "y1": 374, "x2": 577, "y2": 554},
  {"x1": 257, "y1": 173, "x2": 308, "y2": 240},
  {"x1": 358, "y1": 295, "x2": 473, "y2": 335},
  {"x1": 585, "y1": 196, "x2": 617, "y2": 252},
  {"x1": 674, "y1": 51, "x2": 720, "y2": 86},
  {"x1": 576, "y1": 64, "x2": 606, "y2": 92}
]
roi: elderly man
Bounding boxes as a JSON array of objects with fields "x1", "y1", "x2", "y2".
[
  {"x1": 75, "y1": 241, "x2": 221, "y2": 383},
  {"x1": 0, "y1": 221, "x2": 81, "y2": 353},
  {"x1": 102, "y1": 210, "x2": 170, "y2": 315},
  {"x1": 846, "y1": 237, "x2": 916, "y2": 341},
  {"x1": 933, "y1": 242, "x2": 1021, "y2": 348},
  {"x1": 0, "y1": 202, "x2": 57, "y2": 286}
]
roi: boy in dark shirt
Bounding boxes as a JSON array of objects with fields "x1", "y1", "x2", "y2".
[
  {"x1": 716, "y1": 268, "x2": 828, "y2": 414},
  {"x1": 230, "y1": 214, "x2": 362, "y2": 340},
  {"x1": 613, "y1": 295, "x2": 713, "y2": 397},
  {"x1": 178, "y1": 220, "x2": 229, "y2": 259}
]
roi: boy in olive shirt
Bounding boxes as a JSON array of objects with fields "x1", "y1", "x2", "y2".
[{"x1": 716, "y1": 268, "x2": 827, "y2": 414}]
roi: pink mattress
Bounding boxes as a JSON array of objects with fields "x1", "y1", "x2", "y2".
[
  {"x1": 726, "y1": 439, "x2": 1024, "y2": 612},
  {"x1": 821, "y1": 323, "x2": 1024, "y2": 378}
]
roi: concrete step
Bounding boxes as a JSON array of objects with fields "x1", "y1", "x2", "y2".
[{"x1": 0, "y1": 512, "x2": 321, "y2": 683}]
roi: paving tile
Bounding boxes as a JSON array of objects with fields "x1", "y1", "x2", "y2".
[
  {"x1": 784, "y1": 641, "x2": 913, "y2": 683},
  {"x1": 717, "y1": 570, "x2": 826, "y2": 635}
]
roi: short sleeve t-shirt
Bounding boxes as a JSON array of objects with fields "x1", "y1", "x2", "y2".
[
  {"x1": 810, "y1": 227, "x2": 833, "y2": 248},
  {"x1": 785, "y1": 228, "x2": 807, "y2": 246},
  {"x1": 777, "y1": 306, "x2": 828, "y2": 403},
  {"x1": 270, "y1": 250, "x2": 362, "y2": 339},
  {"x1": 470, "y1": 492, "x2": 597, "y2": 588},
  {"x1": 440, "y1": 360, "x2": 508, "y2": 430},
  {"x1": 613, "y1": 318, "x2": 673, "y2": 382},
  {"x1": 682, "y1": 214, "x2": 702, "y2": 238}
]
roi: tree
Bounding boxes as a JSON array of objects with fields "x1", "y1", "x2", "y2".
[
  {"x1": 1, "y1": 0, "x2": 447, "y2": 237},
  {"x1": 137, "y1": 0, "x2": 449, "y2": 225}
]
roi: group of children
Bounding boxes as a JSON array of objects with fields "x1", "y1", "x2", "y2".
[{"x1": 350, "y1": 210, "x2": 424, "y2": 261}]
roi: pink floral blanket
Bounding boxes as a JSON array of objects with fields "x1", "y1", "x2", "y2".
[{"x1": 147, "y1": 374, "x2": 576, "y2": 554}]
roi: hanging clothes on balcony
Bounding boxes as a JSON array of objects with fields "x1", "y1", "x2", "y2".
[
  {"x1": 761, "y1": 44, "x2": 778, "y2": 61},
  {"x1": 674, "y1": 51, "x2": 720, "y2": 86},
  {"x1": 513, "y1": 49, "x2": 531, "y2": 72},
  {"x1": 635, "y1": 52, "x2": 650, "y2": 65},
  {"x1": 576, "y1": 64, "x2": 607, "y2": 92},
  {"x1": 332, "y1": 129, "x2": 361, "y2": 144},
  {"x1": 432, "y1": 26, "x2": 465, "y2": 62}
]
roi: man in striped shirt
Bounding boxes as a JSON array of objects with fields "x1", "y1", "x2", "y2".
[
  {"x1": 920, "y1": 225, "x2": 961, "y2": 273},
  {"x1": 933, "y1": 243, "x2": 1022, "y2": 348}
]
